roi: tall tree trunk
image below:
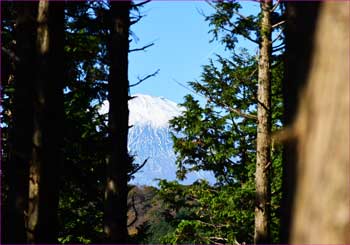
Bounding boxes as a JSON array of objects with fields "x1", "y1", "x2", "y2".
[
  {"x1": 4, "y1": 3, "x2": 37, "y2": 243},
  {"x1": 280, "y1": 2, "x2": 320, "y2": 242},
  {"x1": 27, "y1": 1, "x2": 64, "y2": 243},
  {"x1": 254, "y1": 0, "x2": 272, "y2": 243},
  {"x1": 282, "y1": 2, "x2": 350, "y2": 243},
  {"x1": 104, "y1": 2, "x2": 131, "y2": 243}
]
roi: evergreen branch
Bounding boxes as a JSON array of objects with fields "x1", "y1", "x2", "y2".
[
  {"x1": 206, "y1": 2, "x2": 258, "y2": 44},
  {"x1": 237, "y1": 30, "x2": 259, "y2": 45},
  {"x1": 129, "y1": 69, "x2": 159, "y2": 88},
  {"x1": 94, "y1": 109, "x2": 108, "y2": 131},
  {"x1": 129, "y1": 42, "x2": 154, "y2": 53},
  {"x1": 198, "y1": 84, "x2": 257, "y2": 120},
  {"x1": 176, "y1": 79, "x2": 257, "y2": 120},
  {"x1": 222, "y1": 26, "x2": 259, "y2": 44}
]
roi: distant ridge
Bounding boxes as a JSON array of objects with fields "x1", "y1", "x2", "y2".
[{"x1": 100, "y1": 94, "x2": 215, "y2": 186}]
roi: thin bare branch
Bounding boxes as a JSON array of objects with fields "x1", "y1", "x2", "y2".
[
  {"x1": 128, "y1": 158, "x2": 149, "y2": 177},
  {"x1": 272, "y1": 27, "x2": 284, "y2": 44},
  {"x1": 233, "y1": 9, "x2": 250, "y2": 21},
  {"x1": 173, "y1": 79, "x2": 197, "y2": 95},
  {"x1": 222, "y1": 26, "x2": 259, "y2": 44},
  {"x1": 221, "y1": 101, "x2": 257, "y2": 120},
  {"x1": 129, "y1": 42, "x2": 154, "y2": 53},
  {"x1": 270, "y1": 0, "x2": 281, "y2": 13},
  {"x1": 272, "y1": 45, "x2": 285, "y2": 53},
  {"x1": 132, "y1": 0, "x2": 151, "y2": 8},
  {"x1": 272, "y1": 20, "x2": 286, "y2": 29},
  {"x1": 264, "y1": 161, "x2": 272, "y2": 172},
  {"x1": 130, "y1": 14, "x2": 145, "y2": 25},
  {"x1": 129, "y1": 69, "x2": 159, "y2": 88}
]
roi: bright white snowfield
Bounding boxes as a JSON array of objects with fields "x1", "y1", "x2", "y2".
[
  {"x1": 128, "y1": 94, "x2": 183, "y2": 128},
  {"x1": 100, "y1": 93, "x2": 183, "y2": 128},
  {"x1": 100, "y1": 94, "x2": 215, "y2": 186}
]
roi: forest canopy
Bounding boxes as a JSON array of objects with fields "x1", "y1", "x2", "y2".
[{"x1": 1, "y1": 1, "x2": 349, "y2": 244}]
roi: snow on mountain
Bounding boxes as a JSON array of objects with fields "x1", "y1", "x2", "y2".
[
  {"x1": 100, "y1": 94, "x2": 215, "y2": 186},
  {"x1": 99, "y1": 94, "x2": 182, "y2": 128},
  {"x1": 129, "y1": 94, "x2": 183, "y2": 128}
]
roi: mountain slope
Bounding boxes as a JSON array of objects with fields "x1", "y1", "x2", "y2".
[{"x1": 101, "y1": 93, "x2": 214, "y2": 186}]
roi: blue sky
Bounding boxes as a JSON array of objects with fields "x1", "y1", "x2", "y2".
[{"x1": 128, "y1": 1, "x2": 260, "y2": 104}]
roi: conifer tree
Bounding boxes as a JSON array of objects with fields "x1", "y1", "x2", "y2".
[
  {"x1": 104, "y1": 2, "x2": 131, "y2": 243},
  {"x1": 169, "y1": 1, "x2": 285, "y2": 243}
]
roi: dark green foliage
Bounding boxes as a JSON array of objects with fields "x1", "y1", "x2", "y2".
[
  {"x1": 153, "y1": 180, "x2": 255, "y2": 244},
  {"x1": 165, "y1": 55, "x2": 283, "y2": 243},
  {"x1": 171, "y1": 52, "x2": 258, "y2": 186},
  {"x1": 57, "y1": 3, "x2": 109, "y2": 242},
  {"x1": 1, "y1": 1, "x2": 284, "y2": 243},
  {"x1": 160, "y1": 1, "x2": 284, "y2": 243},
  {"x1": 1, "y1": 1, "x2": 151, "y2": 243}
]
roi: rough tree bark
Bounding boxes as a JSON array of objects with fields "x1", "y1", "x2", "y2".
[
  {"x1": 27, "y1": 1, "x2": 64, "y2": 243},
  {"x1": 254, "y1": 0, "x2": 272, "y2": 243},
  {"x1": 104, "y1": 2, "x2": 131, "y2": 243},
  {"x1": 282, "y1": 2, "x2": 350, "y2": 243},
  {"x1": 4, "y1": 3, "x2": 37, "y2": 243}
]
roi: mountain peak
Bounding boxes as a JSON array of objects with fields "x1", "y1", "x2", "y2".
[
  {"x1": 100, "y1": 94, "x2": 182, "y2": 128},
  {"x1": 130, "y1": 94, "x2": 182, "y2": 128}
]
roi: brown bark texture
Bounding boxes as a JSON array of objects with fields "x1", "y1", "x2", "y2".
[
  {"x1": 283, "y1": 2, "x2": 350, "y2": 243},
  {"x1": 104, "y1": 2, "x2": 131, "y2": 243},
  {"x1": 27, "y1": 1, "x2": 64, "y2": 243},
  {"x1": 254, "y1": 0, "x2": 272, "y2": 243},
  {"x1": 4, "y1": 3, "x2": 37, "y2": 243}
]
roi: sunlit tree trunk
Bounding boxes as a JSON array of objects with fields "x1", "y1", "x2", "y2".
[
  {"x1": 4, "y1": 3, "x2": 37, "y2": 243},
  {"x1": 27, "y1": 1, "x2": 64, "y2": 242},
  {"x1": 254, "y1": 0, "x2": 272, "y2": 243},
  {"x1": 282, "y1": 2, "x2": 350, "y2": 243},
  {"x1": 104, "y1": 2, "x2": 131, "y2": 243}
]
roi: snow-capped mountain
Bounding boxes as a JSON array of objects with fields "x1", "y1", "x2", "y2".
[
  {"x1": 129, "y1": 94, "x2": 181, "y2": 128},
  {"x1": 101, "y1": 94, "x2": 215, "y2": 186}
]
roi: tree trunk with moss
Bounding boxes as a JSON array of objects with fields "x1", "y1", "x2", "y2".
[{"x1": 254, "y1": 0, "x2": 272, "y2": 243}]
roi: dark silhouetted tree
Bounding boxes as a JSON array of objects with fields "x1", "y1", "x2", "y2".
[
  {"x1": 27, "y1": 1, "x2": 64, "y2": 243},
  {"x1": 4, "y1": 3, "x2": 37, "y2": 243},
  {"x1": 104, "y1": 2, "x2": 131, "y2": 243}
]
